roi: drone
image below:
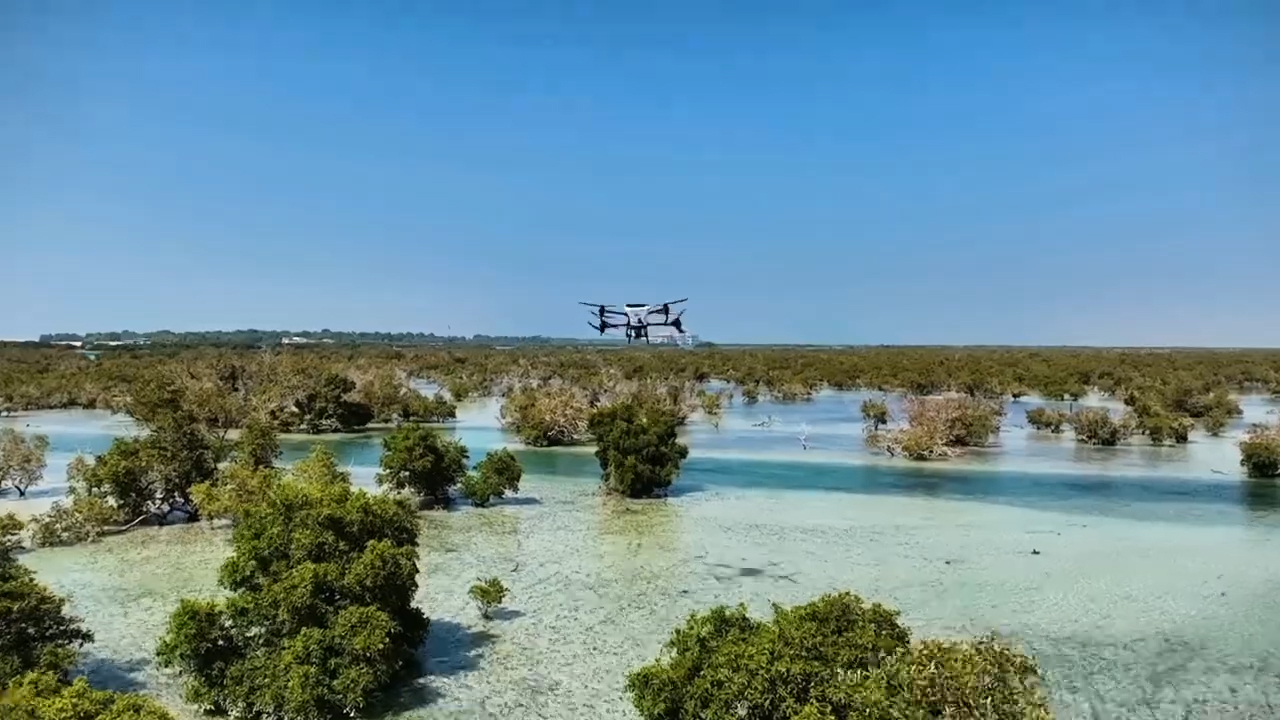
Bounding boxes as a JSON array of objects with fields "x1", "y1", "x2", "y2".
[{"x1": 579, "y1": 298, "x2": 688, "y2": 344}]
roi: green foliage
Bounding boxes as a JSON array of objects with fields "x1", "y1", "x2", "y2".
[
  {"x1": 460, "y1": 448, "x2": 523, "y2": 508},
  {"x1": 1239, "y1": 423, "x2": 1280, "y2": 479},
  {"x1": 1134, "y1": 408, "x2": 1195, "y2": 445},
  {"x1": 1201, "y1": 410, "x2": 1230, "y2": 436},
  {"x1": 1163, "y1": 385, "x2": 1242, "y2": 420},
  {"x1": 57, "y1": 377, "x2": 223, "y2": 529},
  {"x1": 356, "y1": 370, "x2": 456, "y2": 424},
  {"x1": 288, "y1": 444, "x2": 351, "y2": 486},
  {"x1": 191, "y1": 416, "x2": 284, "y2": 524},
  {"x1": 64, "y1": 422, "x2": 216, "y2": 525},
  {"x1": 696, "y1": 389, "x2": 725, "y2": 430},
  {"x1": 154, "y1": 447, "x2": 429, "y2": 720},
  {"x1": 443, "y1": 377, "x2": 478, "y2": 402},
  {"x1": 467, "y1": 577, "x2": 509, "y2": 620},
  {"x1": 1, "y1": 672, "x2": 176, "y2": 720},
  {"x1": 1, "y1": 517, "x2": 175, "y2": 718},
  {"x1": 626, "y1": 591, "x2": 1052, "y2": 720},
  {"x1": 398, "y1": 392, "x2": 456, "y2": 423},
  {"x1": 7, "y1": 343, "x2": 1280, "y2": 422},
  {"x1": 190, "y1": 465, "x2": 282, "y2": 524},
  {"x1": 0, "y1": 429, "x2": 50, "y2": 498},
  {"x1": 859, "y1": 398, "x2": 890, "y2": 432},
  {"x1": 499, "y1": 386, "x2": 593, "y2": 447},
  {"x1": 284, "y1": 371, "x2": 375, "y2": 433},
  {"x1": 25, "y1": 495, "x2": 119, "y2": 548},
  {"x1": 1122, "y1": 391, "x2": 1197, "y2": 445},
  {"x1": 0, "y1": 513, "x2": 23, "y2": 552},
  {"x1": 1067, "y1": 407, "x2": 1134, "y2": 446},
  {"x1": 1, "y1": 517, "x2": 94, "y2": 685},
  {"x1": 1024, "y1": 407, "x2": 1069, "y2": 434},
  {"x1": 123, "y1": 369, "x2": 242, "y2": 436},
  {"x1": 355, "y1": 368, "x2": 412, "y2": 423},
  {"x1": 896, "y1": 637, "x2": 1055, "y2": 720},
  {"x1": 588, "y1": 401, "x2": 689, "y2": 498},
  {"x1": 375, "y1": 424, "x2": 470, "y2": 506},
  {"x1": 231, "y1": 416, "x2": 280, "y2": 470}
]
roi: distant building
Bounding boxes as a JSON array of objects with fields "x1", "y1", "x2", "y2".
[
  {"x1": 651, "y1": 332, "x2": 700, "y2": 347},
  {"x1": 281, "y1": 336, "x2": 312, "y2": 345},
  {"x1": 90, "y1": 338, "x2": 150, "y2": 347}
]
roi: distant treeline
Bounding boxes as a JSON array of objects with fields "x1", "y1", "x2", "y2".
[
  {"x1": 36, "y1": 329, "x2": 619, "y2": 347},
  {"x1": 4, "y1": 343, "x2": 1280, "y2": 415}
]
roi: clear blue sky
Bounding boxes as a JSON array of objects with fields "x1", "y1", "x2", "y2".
[{"x1": 3, "y1": 2, "x2": 1276, "y2": 345}]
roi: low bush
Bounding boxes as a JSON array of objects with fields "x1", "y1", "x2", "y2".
[
  {"x1": 627, "y1": 591, "x2": 1053, "y2": 720},
  {"x1": 467, "y1": 577, "x2": 509, "y2": 620},
  {"x1": 460, "y1": 448, "x2": 524, "y2": 507},
  {"x1": 1240, "y1": 423, "x2": 1280, "y2": 478}
]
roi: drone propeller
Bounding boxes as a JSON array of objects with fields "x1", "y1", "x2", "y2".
[
  {"x1": 645, "y1": 299, "x2": 688, "y2": 322},
  {"x1": 582, "y1": 303, "x2": 625, "y2": 321},
  {"x1": 589, "y1": 318, "x2": 624, "y2": 334}
]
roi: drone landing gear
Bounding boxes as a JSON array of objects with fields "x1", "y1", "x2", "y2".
[{"x1": 623, "y1": 326, "x2": 651, "y2": 344}]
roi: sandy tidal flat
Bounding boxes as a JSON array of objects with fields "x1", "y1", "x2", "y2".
[{"x1": 18, "y1": 477, "x2": 1280, "y2": 720}]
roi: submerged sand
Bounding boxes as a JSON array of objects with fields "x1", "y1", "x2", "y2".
[{"x1": 19, "y1": 477, "x2": 1280, "y2": 719}]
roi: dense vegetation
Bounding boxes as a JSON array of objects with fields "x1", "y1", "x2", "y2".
[
  {"x1": 375, "y1": 424, "x2": 470, "y2": 506},
  {"x1": 3, "y1": 343, "x2": 1276, "y2": 459},
  {"x1": 5, "y1": 344, "x2": 1280, "y2": 417},
  {"x1": 627, "y1": 591, "x2": 1053, "y2": 720},
  {"x1": 155, "y1": 447, "x2": 429, "y2": 719},
  {"x1": 1, "y1": 513, "x2": 175, "y2": 718},
  {"x1": 589, "y1": 400, "x2": 690, "y2": 498}
]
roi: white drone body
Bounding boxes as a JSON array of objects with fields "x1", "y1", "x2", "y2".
[{"x1": 580, "y1": 298, "x2": 689, "y2": 344}]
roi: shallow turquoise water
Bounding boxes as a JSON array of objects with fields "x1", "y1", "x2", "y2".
[{"x1": 4, "y1": 393, "x2": 1280, "y2": 719}]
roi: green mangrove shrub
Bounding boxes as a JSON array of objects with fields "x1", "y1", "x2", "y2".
[
  {"x1": 1024, "y1": 407, "x2": 1069, "y2": 434},
  {"x1": 467, "y1": 577, "x2": 510, "y2": 620},
  {"x1": 1239, "y1": 423, "x2": 1280, "y2": 478},
  {"x1": 460, "y1": 448, "x2": 524, "y2": 507},
  {"x1": 155, "y1": 447, "x2": 429, "y2": 719},
  {"x1": 626, "y1": 591, "x2": 1053, "y2": 720},
  {"x1": 859, "y1": 397, "x2": 890, "y2": 432},
  {"x1": 0, "y1": 428, "x2": 49, "y2": 498},
  {"x1": 1, "y1": 513, "x2": 173, "y2": 718},
  {"x1": 375, "y1": 423, "x2": 469, "y2": 506},
  {"x1": 696, "y1": 389, "x2": 726, "y2": 430},
  {"x1": 1067, "y1": 407, "x2": 1135, "y2": 446},
  {"x1": 589, "y1": 400, "x2": 689, "y2": 498}
]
